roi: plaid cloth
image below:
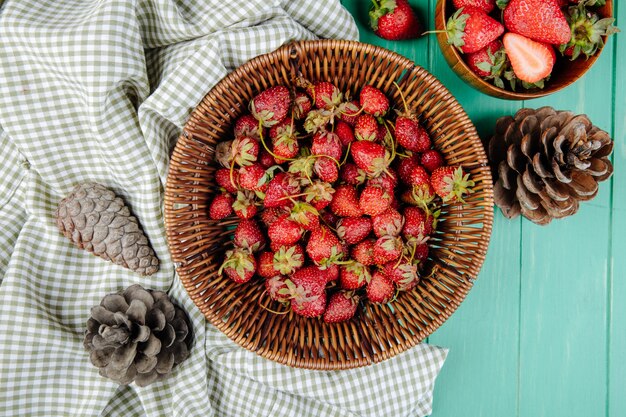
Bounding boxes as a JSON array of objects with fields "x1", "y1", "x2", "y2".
[{"x1": 0, "y1": 1, "x2": 448, "y2": 416}]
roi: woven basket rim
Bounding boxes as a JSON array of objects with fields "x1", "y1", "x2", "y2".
[{"x1": 164, "y1": 40, "x2": 494, "y2": 370}]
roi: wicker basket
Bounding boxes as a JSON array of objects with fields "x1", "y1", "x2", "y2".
[{"x1": 164, "y1": 40, "x2": 493, "y2": 370}]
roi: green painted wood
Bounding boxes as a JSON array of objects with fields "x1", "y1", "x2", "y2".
[{"x1": 341, "y1": 1, "x2": 624, "y2": 416}]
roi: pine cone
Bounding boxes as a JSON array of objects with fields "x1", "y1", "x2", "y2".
[
  {"x1": 488, "y1": 107, "x2": 613, "y2": 225},
  {"x1": 83, "y1": 285, "x2": 192, "y2": 387},
  {"x1": 56, "y1": 182, "x2": 159, "y2": 275}
]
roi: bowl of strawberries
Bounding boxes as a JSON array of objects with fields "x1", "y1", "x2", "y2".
[
  {"x1": 164, "y1": 40, "x2": 494, "y2": 369},
  {"x1": 435, "y1": 0, "x2": 618, "y2": 99}
]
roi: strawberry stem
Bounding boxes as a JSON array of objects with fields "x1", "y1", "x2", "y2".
[
  {"x1": 393, "y1": 81, "x2": 409, "y2": 114},
  {"x1": 257, "y1": 290, "x2": 291, "y2": 315},
  {"x1": 340, "y1": 142, "x2": 352, "y2": 166},
  {"x1": 259, "y1": 119, "x2": 294, "y2": 162}
]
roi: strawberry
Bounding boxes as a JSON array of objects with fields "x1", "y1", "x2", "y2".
[
  {"x1": 319, "y1": 209, "x2": 339, "y2": 228},
  {"x1": 384, "y1": 261, "x2": 419, "y2": 291},
  {"x1": 215, "y1": 140, "x2": 233, "y2": 168},
  {"x1": 336, "y1": 217, "x2": 373, "y2": 245},
  {"x1": 354, "y1": 114, "x2": 379, "y2": 142},
  {"x1": 453, "y1": 0, "x2": 495, "y2": 13},
  {"x1": 465, "y1": 39, "x2": 504, "y2": 78},
  {"x1": 303, "y1": 180, "x2": 335, "y2": 210},
  {"x1": 330, "y1": 185, "x2": 363, "y2": 217},
  {"x1": 400, "y1": 184, "x2": 435, "y2": 208},
  {"x1": 209, "y1": 193, "x2": 234, "y2": 220},
  {"x1": 403, "y1": 206, "x2": 434, "y2": 239},
  {"x1": 339, "y1": 163, "x2": 367, "y2": 186},
  {"x1": 273, "y1": 244, "x2": 304, "y2": 275},
  {"x1": 219, "y1": 247, "x2": 256, "y2": 283},
  {"x1": 352, "y1": 239, "x2": 376, "y2": 266},
  {"x1": 257, "y1": 251, "x2": 277, "y2": 278},
  {"x1": 303, "y1": 108, "x2": 333, "y2": 134},
  {"x1": 359, "y1": 184, "x2": 392, "y2": 216},
  {"x1": 408, "y1": 165, "x2": 431, "y2": 187},
  {"x1": 373, "y1": 235, "x2": 403, "y2": 264},
  {"x1": 264, "y1": 172, "x2": 300, "y2": 208},
  {"x1": 288, "y1": 266, "x2": 327, "y2": 317},
  {"x1": 288, "y1": 155, "x2": 315, "y2": 180},
  {"x1": 351, "y1": 141, "x2": 391, "y2": 178},
  {"x1": 558, "y1": 3, "x2": 620, "y2": 61},
  {"x1": 372, "y1": 208, "x2": 405, "y2": 237},
  {"x1": 311, "y1": 81, "x2": 343, "y2": 110},
  {"x1": 324, "y1": 291, "x2": 359, "y2": 323},
  {"x1": 291, "y1": 290, "x2": 327, "y2": 318},
  {"x1": 446, "y1": 6, "x2": 504, "y2": 54},
  {"x1": 366, "y1": 271, "x2": 395, "y2": 303},
  {"x1": 377, "y1": 123, "x2": 392, "y2": 144},
  {"x1": 258, "y1": 149, "x2": 276, "y2": 168},
  {"x1": 397, "y1": 156, "x2": 421, "y2": 184},
  {"x1": 260, "y1": 207, "x2": 289, "y2": 227},
  {"x1": 313, "y1": 157, "x2": 339, "y2": 183},
  {"x1": 289, "y1": 201, "x2": 320, "y2": 231},
  {"x1": 359, "y1": 85, "x2": 390, "y2": 117},
  {"x1": 414, "y1": 242, "x2": 429, "y2": 261},
  {"x1": 420, "y1": 149, "x2": 445, "y2": 173},
  {"x1": 270, "y1": 120, "x2": 299, "y2": 160},
  {"x1": 338, "y1": 100, "x2": 360, "y2": 126},
  {"x1": 265, "y1": 275, "x2": 291, "y2": 303},
  {"x1": 312, "y1": 131, "x2": 343, "y2": 161},
  {"x1": 306, "y1": 225, "x2": 345, "y2": 267},
  {"x1": 250, "y1": 86, "x2": 291, "y2": 127},
  {"x1": 339, "y1": 262, "x2": 371, "y2": 290},
  {"x1": 234, "y1": 219, "x2": 266, "y2": 252},
  {"x1": 335, "y1": 121, "x2": 356, "y2": 147},
  {"x1": 232, "y1": 190, "x2": 258, "y2": 219},
  {"x1": 234, "y1": 114, "x2": 261, "y2": 138},
  {"x1": 395, "y1": 117, "x2": 431, "y2": 152},
  {"x1": 322, "y1": 264, "x2": 340, "y2": 283},
  {"x1": 369, "y1": 0, "x2": 421, "y2": 41},
  {"x1": 238, "y1": 163, "x2": 267, "y2": 191},
  {"x1": 268, "y1": 214, "x2": 303, "y2": 246},
  {"x1": 503, "y1": 0, "x2": 571, "y2": 45},
  {"x1": 292, "y1": 91, "x2": 312, "y2": 120},
  {"x1": 230, "y1": 136, "x2": 259, "y2": 167},
  {"x1": 216, "y1": 168, "x2": 239, "y2": 193},
  {"x1": 368, "y1": 169, "x2": 397, "y2": 192},
  {"x1": 503, "y1": 33, "x2": 556, "y2": 83}
]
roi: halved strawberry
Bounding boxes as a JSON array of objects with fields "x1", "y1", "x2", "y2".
[{"x1": 503, "y1": 33, "x2": 556, "y2": 84}]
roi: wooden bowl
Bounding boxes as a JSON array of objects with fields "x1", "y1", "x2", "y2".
[
  {"x1": 164, "y1": 40, "x2": 494, "y2": 370},
  {"x1": 434, "y1": 0, "x2": 614, "y2": 100}
]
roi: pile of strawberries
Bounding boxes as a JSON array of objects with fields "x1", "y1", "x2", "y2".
[
  {"x1": 210, "y1": 80, "x2": 473, "y2": 322},
  {"x1": 447, "y1": 0, "x2": 619, "y2": 90}
]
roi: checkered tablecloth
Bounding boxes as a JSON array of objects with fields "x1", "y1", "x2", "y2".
[{"x1": 0, "y1": 1, "x2": 447, "y2": 416}]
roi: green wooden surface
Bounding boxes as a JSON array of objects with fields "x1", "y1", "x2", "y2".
[{"x1": 342, "y1": 1, "x2": 625, "y2": 416}]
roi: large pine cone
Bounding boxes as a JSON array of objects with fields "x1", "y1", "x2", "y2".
[
  {"x1": 84, "y1": 285, "x2": 192, "y2": 386},
  {"x1": 56, "y1": 182, "x2": 159, "y2": 275},
  {"x1": 488, "y1": 107, "x2": 613, "y2": 225}
]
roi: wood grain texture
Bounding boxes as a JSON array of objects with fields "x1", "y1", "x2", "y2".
[{"x1": 342, "y1": 0, "x2": 624, "y2": 415}]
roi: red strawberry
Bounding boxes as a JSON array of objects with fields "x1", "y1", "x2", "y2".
[
  {"x1": 420, "y1": 149, "x2": 445, "y2": 173},
  {"x1": 272, "y1": 244, "x2": 304, "y2": 275},
  {"x1": 366, "y1": 271, "x2": 395, "y2": 303},
  {"x1": 293, "y1": 91, "x2": 312, "y2": 120},
  {"x1": 311, "y1": 81, "x2": 343, "y2": 110},
  {"x1": 258, "y1": 149, "x2": 276, "y2": 168},
  {"x1": 384, "y1": 261, "x2": 419, "y2": 291},
  {"x1": 408, "y1": 165, "x2": 431, "y2": 187},
  {"x1": 314, "y1": 157, "x2": 339, "y2": 183},
  {"x1": 216, "y1": 168, "x2": 239, "y2": 193},
  {"x1": 372, "y1": 208, "x2": 405, "y2": 238},
  {"x1": 397, "y1": 156, "x2": 421, "y2": 184},
  {"x1": 257, "y1": 251, "x2": 277, "y2": 278},
  {"x1": 287, "y1": 266, "x2": 327, "y2": 317},
  {"x1": 209, "y1": 193, "x2": 234, "y2": 220},
  {"x1": 369, "y1": 0, "x2": 421, "y2": 41},
  {"x1": 319, "y1": 209, "x2": 339, "y2": 228},
  {"x1": 446, "y1": 6, "x2": 504, "y2": 54},
  {"x1": 312, "y1": 131, "x2": 343, "y2": 161},
  {"x1": 465, "y1": 39, "x2": 504, "y2": 78},
  {"x1": 395, "y1": 117, "x2": 431, "y2": 152},
  {"x1": 306, "y1": 226, "x2": 345, "y2": 267},
  {"x1": 339, "y1": 100, "x2": 360, "y2": 126},
  {"x1": 335, "y1": 121, "x2": 356, "y2": 147},
  {"x1": 323, "y1": 291, "x2": 359, "y2": 323},
  {"x1": 234, "y1": 219, "x2": 266, "y2": 252},
  {"x1": 232, "y1": 190, "x2": 258, "y2": 219},
  {"x1": 373, "y1": 235, "x2": 403, "y2": 264},
  {"x1": 359, "y1": 85, "x2": 390, "y2": 117},
  {"x1": 238, "y1": 163, "x2": 268, "y2": 191},
  {"x1": 452, "y1": 0, "x2": 495, "y2": 13},
  {"x1": 264, "y1": 172, "x2": 301, "y2": 208},
  {"x1": 339, "y1": 262, "x2": 371, "y2": 290},
  {"x1": 504, "y1": 0, "x2": 571, "y2": 45},
  {"x1": 230, "y1": 136, "x2": 259, "y2": 167},
  {"x1": 250, "y1": 86, "x2": 291, "y2": 127},
  {"x1": 368, "y1": 169, "x2": 397, "y2": 192},
  {"x1": 303, "y1": 180, "x2": 335, "y2": 211},
  {"x1": 219, "y1": 248, "x2": 256, "y2": 284},
  {"x1": 330, "y1": 185, "x2": 363, "y2": 217},
  {"x1": 431, "y1": 165, "x2": 475, "y2": 202},
  {"x1": 265, "y1": 275, "x2": 291, "y2": 303},
  {"x1": 289, "y1": 201, "x2": 320, "y2": 231},
  {"x1": 270, "y1": 120, "x2": 299, "y2": 160},
  {"x1": 359, "y1": 184, "x2": 392, "y2": 216},
  {"x1": 403, "y1": 206, "x2": 434, "y2": 239},
  {"x1": 414, "y1": 242, "x2": 429, "y2": 261},
  {"x1": 322, "y1": 263, "x2": 340, "y2": 283},
  {"x1": 503, "y1": 33, "x2": 556, "y2": 84},
  {"x1": 291, "y1": 290, "x2": 326, "y2": 317},
  {"x1": 260, "y1": 207, "x2": 289, "y2": 227},
  {"x1": 351, "y1": 141, "x2": 390, "y2": 178},
  {"x1": 340, "y1": 163, "x2": 367, "y2": 186},
  {"x1": 336, "y1": 217, "x2": 372, "y2": 245},
  {"x1": 352, "y1": 239, "x2": 376, "y2": 266},
  {"x1": 354, "y1": 114, "x2": 379, "y2": 142},
  {"x1": 268, "y1": 214, "x2": 303, "y2": 246},
  {"x1": 234, "y1": 114, "x2": 261, "y2": 138},
  {"x1": 377, "y1": 123, "x2": 392, "y2": 144}
]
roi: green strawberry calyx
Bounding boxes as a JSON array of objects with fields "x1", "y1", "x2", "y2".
[
  {"x1": 369, "y1": 0, "x2": 397, "y2": 31},
  {"x1": 559, "y1": 2, "x2": 620, "y2": 61},
  {"x1": 446, "y1": 8, "x2": 470, "y2": 51}
]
